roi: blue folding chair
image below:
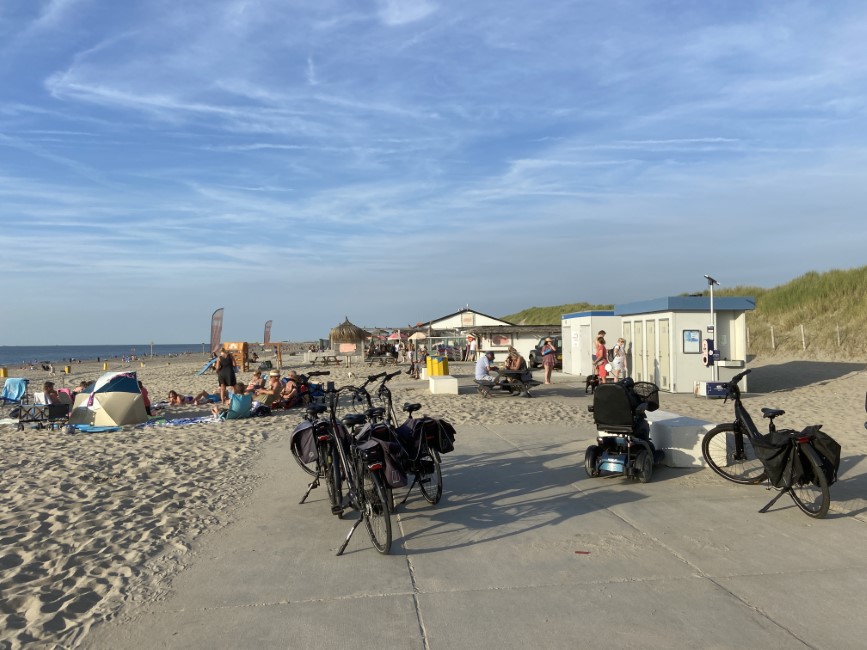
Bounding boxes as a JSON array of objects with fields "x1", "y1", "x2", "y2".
[{"x1": 1, "y1": 378, "x2": 30, "y2": 412}]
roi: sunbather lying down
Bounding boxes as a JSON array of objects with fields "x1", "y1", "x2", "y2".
[
  {"x1": 211, "y1": 383, "x2": 252, "y2": 420},
  {"x1": 168, "y1": 389, "x2": 215, "y2": 406}
]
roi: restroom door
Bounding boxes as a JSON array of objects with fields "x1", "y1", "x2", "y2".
[
  {"x1": 658, "y1": 319, "x2": 670, "y2": 390},
  {"x1": 646, "y1": 320, "x2": 657, "y2": 384},
  {"x1": 633, "y1": 321, "x2": 644, "y2": 382}
]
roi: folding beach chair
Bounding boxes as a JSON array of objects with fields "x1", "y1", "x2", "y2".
[{"x1": 1, "y1": 378, "x2": 30, "y2": 412}]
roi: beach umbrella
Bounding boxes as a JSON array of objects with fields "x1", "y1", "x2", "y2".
[
  {"x1": 329, "y1": 317, "x2": 368, "y2": 344},
  {"x1": 387, "y1": 331, "x2": 407, "y2": 340},
  {"x1": 408, "y1": 332, "x2": 426, "y2": 341}
]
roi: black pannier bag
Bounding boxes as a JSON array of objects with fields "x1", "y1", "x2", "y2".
[
  {"x1": 752, "y1": 429, "x2": 800, "y2": 488},
  {"x1": 291, "y1": 421, "x2": 319, "y2": 464},
  {"x1": 377, "y1": 439, "x2": 408, "y2": 488},
  {"x1": 427, "y1": 418, "x2": 456, "y2": 454},
  {"x1": 799, "y1": 425, "x2": 842, "y2": 486}
]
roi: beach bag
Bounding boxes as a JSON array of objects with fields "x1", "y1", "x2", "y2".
[{"x1": 607, "y1": 348, "x2": 615, "y2": 363}]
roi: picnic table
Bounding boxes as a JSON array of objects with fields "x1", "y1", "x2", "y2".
[
  {"x1": 310, "y1": 355, "x2": 342, "y2": 366},
  {"x1": 365, "y1": 355, "x2": 398, "y2": 366}
]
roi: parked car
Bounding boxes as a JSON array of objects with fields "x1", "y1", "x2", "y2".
[{"x1": 527, "y1": 335, "x2": 563, "y2": 369}]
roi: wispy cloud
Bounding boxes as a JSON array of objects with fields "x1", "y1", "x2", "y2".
[{"x1": 2, "y1": 0, "x2": 867, "y2": 343}]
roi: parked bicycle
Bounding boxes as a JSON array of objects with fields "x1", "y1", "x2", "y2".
[
  {"x1": 326, "y1": 382, "x2": 393, "y2": 555},
  {"x1": 701, "y1": 369, "x2": 840, "y2": 518}
]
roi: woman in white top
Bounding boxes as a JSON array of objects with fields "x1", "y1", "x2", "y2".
[{"x1": 612, "y1": 338, "x2": 627, "y2": 381}]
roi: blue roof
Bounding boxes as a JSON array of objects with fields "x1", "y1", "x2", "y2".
[
  {"x1": 615, "y1": 296, "x2": 755, "y2": 316},
  {"x1": 562, "y1": 310, "x2": 616, "y2": 319}
]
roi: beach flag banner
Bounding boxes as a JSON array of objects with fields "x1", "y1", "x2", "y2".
[
  {"x1": 264, "y1": 320, "x2": 272, "y2": 346},
  {"x1": 210, "y1": 308, "x2": 224, "y2": 355}
]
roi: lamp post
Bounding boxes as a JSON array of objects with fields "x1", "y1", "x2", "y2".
[{"x1": 704, "y1": 274, "x2": 719, "y2": 381}]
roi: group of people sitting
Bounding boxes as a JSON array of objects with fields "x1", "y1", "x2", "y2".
[
  {"x1": 474, "y1": 347, "x2": 529, "y2": 384},
  {"x1": 166, "y1": 368, "x2": 303, "y2": 420}
]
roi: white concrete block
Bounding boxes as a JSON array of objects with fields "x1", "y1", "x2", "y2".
[
  {"x1": 429, "y1": 375, "x2": 458, "y2": 395},
  {"x1": 647, "y1": 410, "x2": 716, "y2": 468}
]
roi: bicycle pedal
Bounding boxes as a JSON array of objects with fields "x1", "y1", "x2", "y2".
[{"x1": 331, "y1": 505, "x2": 344, "y2": 516}]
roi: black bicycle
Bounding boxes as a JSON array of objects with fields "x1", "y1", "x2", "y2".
[
  {"x1": 326, "y1": 383, "x2": 393, "y2": 555},
  {"x1": 292, "y1": 400, "x2": 346, "y2": 518},
  {"x1": 373, "y1": 374, "x2": 444, "y2": 505},
  {"x1": 701, "y1": 369, "x2": 834, "y2": 518}
]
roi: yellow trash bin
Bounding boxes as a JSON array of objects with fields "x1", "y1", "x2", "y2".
[
  {"x1": 0, "y1": 367, "x2": 7, "y2": 378},
  {"x1": 64, "y1": 365, "x2": 71, "y2": 374},
  {"x1": 103, "y1": 362, "x2": 109, "y2": 371},
  {"x1": 427, "y1": 356, "x2": 448, "y2": 376}
]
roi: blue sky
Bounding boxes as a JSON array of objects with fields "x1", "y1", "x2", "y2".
[{"x1": 2, "y1": 0, "x2": 866, "y2": 345}]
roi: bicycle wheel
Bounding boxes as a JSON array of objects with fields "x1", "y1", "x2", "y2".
[
  {"x1": 360, "y1": 467, "x2": 392, "y2": 554},
  {"x1": 789, "y1": 444, "x2": 830, "y2": 518},
  {"x1": 325, "y1": 446, "x2": 343, "y2": 517},
  {"x1": 418, "y1": 448, "x2": 443, "y2": 505},
  {"x1": 702, "y1": 424, "x2": 767, "y2": 484}
]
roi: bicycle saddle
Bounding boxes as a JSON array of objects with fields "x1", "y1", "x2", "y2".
[
  {"x1": 341, "y1": 413, "x2": 367, "y2": 427},
  {"x1": 403, "y1": 402, "x2": 422, "y2": 414},
  {"x1": 306, "y1": 404, "x2": 327, "y2": 416},
  {"x1": 365, "y1": 407, "x2": 385, "y2": 420},
  {"x1": 761, "y1": 408, "x2": 785, "y2": 418}
]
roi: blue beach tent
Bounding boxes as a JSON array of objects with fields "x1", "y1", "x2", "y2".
[{"x1": 69, "y1": 371, "x2": 149, "y2": 427}]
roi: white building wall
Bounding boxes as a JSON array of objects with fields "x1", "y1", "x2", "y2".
[{"x1": 561, "y1": 313, "x2": 620, "y2": 377}]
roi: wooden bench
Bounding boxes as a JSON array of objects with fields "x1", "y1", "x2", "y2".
[{"x1": 364, "y1": 356, "x2": 398, "y2": 366}]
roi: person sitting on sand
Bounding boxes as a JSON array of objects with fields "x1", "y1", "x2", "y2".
[
  {"x1": 41, "y1": 381, "x2": 60, "y2": 404},
  {"x1": 253, "y1": 370, "x2": 282, "y2": 407},
  {"x1": 167, "y1": 389, "x2": 214, "y2": 406},
  {"x1": 210, "y1": 383, "x2": 252, "y2": 420},
  {"x1": 138, "y1": 381, "x2": 153, "y2": 416},
  {"x1": 276, "y1": 371, "x2": 300, "y2": 409},
  {"x1": 246, "y1": 370, "x2": 266, "y2": 393},
  {"x1": 72, "y1": 380, "x2": 92, "y2": 394}
]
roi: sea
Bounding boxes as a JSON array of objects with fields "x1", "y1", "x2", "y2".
[{"x1": 0, "y1": 344, "x2": 208, "y2": 368}]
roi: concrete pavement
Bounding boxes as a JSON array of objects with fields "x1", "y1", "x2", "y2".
[{"x1": 84, "y1": 418, "x2": 867, "y2": 649}]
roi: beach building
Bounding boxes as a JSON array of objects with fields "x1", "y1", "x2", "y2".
[
  {"x1": 562, "y1": 296, "x2": 755, "y2": 394},
  {"x1": 560, "y1": 310, "x2": 621, "y2": 377},
  {"x1": 420, "y1": 308, "x2": 556, "y2": 361}
]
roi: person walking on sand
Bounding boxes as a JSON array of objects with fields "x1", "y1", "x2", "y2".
[
  {"x1": 215, "y1": 348, "x2": 236, "y2": 403},
  {"x1": 540, "y1": 338, "x2": 557, "y2": 384}
]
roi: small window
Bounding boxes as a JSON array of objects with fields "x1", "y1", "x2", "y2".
[{"x1": 683, "y1": 330, "x2": 701, "y2": 354}]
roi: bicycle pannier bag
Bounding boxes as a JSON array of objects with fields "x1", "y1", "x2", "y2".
[
  {"x1": 377, "y1": 440, "x2": 408, "y2": 488},
  {"x1": 291, "y1": 421, "x2": 318, "y2": 464},
  {"x1": 800, "y1": 425, "x2": 841, "y2": 486},
  {"x1": 752, "y1": 429, "x2": 798, "y2": 488}
]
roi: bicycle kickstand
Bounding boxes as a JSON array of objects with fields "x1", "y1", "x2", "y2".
[
  {"x1": 758, "y1": 487, "x2": 789, "y2": 514},
  {"x1": 399, "y1": 476, "x2": 419, "y2": 506},
  {"x1": 336, "y1": 515, "x2": 364, "y2": 556},
  {"x1": 299, "y1": 476, "x2": 319, "y2": 504}
]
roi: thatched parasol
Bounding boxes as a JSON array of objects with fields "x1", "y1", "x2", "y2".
[{"x1": 329, "y1": 317, "x2": 369, "y2": 344}]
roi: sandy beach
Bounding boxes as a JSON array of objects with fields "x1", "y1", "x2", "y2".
[{"x1": 1, "y1": 354, "x2": 866, "y2": 648}]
